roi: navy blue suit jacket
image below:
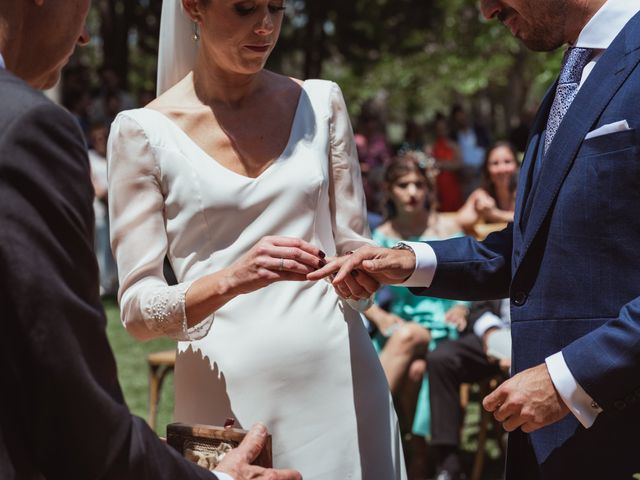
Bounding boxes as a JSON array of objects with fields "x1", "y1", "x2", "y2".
[{"x1": 415, "y1": 12, "x2": 640, "y2": 479}]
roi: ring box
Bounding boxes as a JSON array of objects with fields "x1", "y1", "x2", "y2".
[{"x1": 167, "y1": 422, "x2": 273, "y2": 470}]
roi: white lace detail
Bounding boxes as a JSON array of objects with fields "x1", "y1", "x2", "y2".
[{"x1": 143, "y1": 283, "x2": 213, "y2": 341}]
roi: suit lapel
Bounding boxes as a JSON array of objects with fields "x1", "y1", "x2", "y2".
[
  {"x1": 517, "y1": 15, "x2": 640, "y2": 265},
  {"x1": 510, "y1": 85, "x2": 554, "y2": 271},
  {"x1": 514, "y1": 85, "x2": 555, "y2": 234}
]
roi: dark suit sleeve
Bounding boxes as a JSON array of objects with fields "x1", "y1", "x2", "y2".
[
  {"x1": 562, "y1": 297, "x2": 640, "y2": 411},
  {"x1": 411, "y1": 224, "x2": 513, "y2": 300},
  {"x1": 0, "y1": 103, "x2": 213, "y2": 479}
]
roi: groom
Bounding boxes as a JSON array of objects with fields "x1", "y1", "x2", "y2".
[
  {"x1": 312, "y1": 0, "x2": 640, "y2": 478},
  {"x1": 0, "y1": 2, "x2": 300, "y2": 480}
]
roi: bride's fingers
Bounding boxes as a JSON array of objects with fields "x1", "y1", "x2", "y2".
[
  {"x1": 342, "y1": 272, "x2": 368, "y2": 299},
  {"x1": 307, "y1": 259, "x2": 342, "y2": 281},
  {"x1": 268, "y1": 246, "x2": 325, "y2": 269},
  {"x1": 262, "y1": 257, "x2": 316, "y2": 275},
  {"x1": 334, "y1": 282, "x2": 352, "y2": 299},
  {"x1": 351, "y1": 270, "x2": 379, "y2": 295},
  {"x1": 268, "y1": 236, "x2": 325, "y2": 260}
]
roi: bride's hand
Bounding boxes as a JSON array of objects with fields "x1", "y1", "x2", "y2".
[
  {"x1": 223, "y1": 236, "x2": 326, "y2": 295},
  {"x1": 317, "y1": 254, "x2": 379, "y2": 300}
]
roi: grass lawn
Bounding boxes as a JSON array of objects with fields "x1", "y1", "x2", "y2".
[
  {"x1": 104, "y1": 298, "x2": 175, "y2": 436},
  {"x1": 104, "y1": 298, "x2": 504, "y2": 478}
]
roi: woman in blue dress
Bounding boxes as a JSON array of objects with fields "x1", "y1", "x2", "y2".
[{"x1": 363, "y1": 151, "x2": 474, "y2": 474}]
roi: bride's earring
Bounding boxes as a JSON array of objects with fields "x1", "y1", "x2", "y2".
[{"x1": 193, "y1": 22, "x2": 200, "y2": 42}]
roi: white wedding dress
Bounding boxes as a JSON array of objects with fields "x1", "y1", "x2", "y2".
[{"x1": 108, "y1": 80, "x2": 406, "y2": 479}]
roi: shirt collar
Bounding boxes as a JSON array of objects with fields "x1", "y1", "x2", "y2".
[
  {"x1": 575, "y1": 0, "x2": 640, "y2": 49},
  {"x1": 0, "y1": 52, "x2": 5, "y2": 70}
]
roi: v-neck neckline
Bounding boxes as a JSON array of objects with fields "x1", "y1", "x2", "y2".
[{"x1": 144, "y1": 80, "x2": 307, "y2": 182}]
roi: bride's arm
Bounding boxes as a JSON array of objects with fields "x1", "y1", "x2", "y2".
[
  {"x1": 327, "y1": 83, "x2": 375, "y2": 253},
  {"x1": 327, "y1": 83, "x2": 378, "y2": 305},
  {"x1": 108, "y1": 113, "x2": 213, "y2": 341},
  {"x1": 108, "y1": 114, "x2": 323, "y2": 341}
]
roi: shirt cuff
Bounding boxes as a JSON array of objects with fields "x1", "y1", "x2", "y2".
[
  {"x1": 473, "y1": 312, "x2": 506, "y2": 338},
  {"x1": 545, "y1": 352, "x2": 603, "y2": 428},
  {"x1": 395, "y1": 241, "x2": 437, "y2": 287},
  {"x1": 213, "y1": 472, "x2": 234, "y2": 480}
]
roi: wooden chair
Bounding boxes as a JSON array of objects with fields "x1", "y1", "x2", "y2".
[
  {"x1": 461, "y1": 376, "x2": 506, "y2": 480},
  {"x1": 147, "y1": 349, "x2": 176, "y2": 431}
]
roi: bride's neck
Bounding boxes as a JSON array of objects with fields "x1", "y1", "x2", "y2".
[{"x1": 192, "y1": 52, "x2": 264, "y2": 108}]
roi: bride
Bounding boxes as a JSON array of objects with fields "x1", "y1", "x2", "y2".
[{"x1": 107, "y1": 0, "x2": 406, "y2": 478}]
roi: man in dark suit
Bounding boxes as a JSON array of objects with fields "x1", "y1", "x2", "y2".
[
  {"x1": 311, "y1": 0, "x2": 640, "y2": 477},
  {"x1": 0, "y1": 2, "x2": 300, "y2": 479}
]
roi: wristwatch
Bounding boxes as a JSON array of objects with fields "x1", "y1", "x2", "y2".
[
  {"x1": 392, "y1": 242, "x2": 415, "y2": 254},
  {"x1": 391, "y1": 242, "x2": 416, "y2": 283}
]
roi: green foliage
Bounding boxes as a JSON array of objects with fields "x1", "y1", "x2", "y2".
[
  {"x1": 81, "y1": 0, "x2": 565, "y2": 136},
  {"x1": 325, "y1": 1, "x2": 562, "y2": 132}
]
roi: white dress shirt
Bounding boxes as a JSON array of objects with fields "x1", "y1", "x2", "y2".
[{"x1": 399, "y1": 0, "x2": 640, "y2": 429}]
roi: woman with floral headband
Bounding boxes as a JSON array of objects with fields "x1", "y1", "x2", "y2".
[{"x1": 363, "y1": 151, "x2": 473, "y2": 475}]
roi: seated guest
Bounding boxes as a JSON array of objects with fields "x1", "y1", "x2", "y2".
[
  {"x1": 0, "y1": 2, "x2": 299, "y2": 480},
  {"x1": 428, "y1": 113, "x2": 464, "y2": 212},
  {"x1": 426, "y1": 300, "x2": 510, "y2": 480},
  {"x1": 363, "y1": 151, "x2": 472, "y2": 473},
  {"x1": 458, "y1": 141, "x2": 519, "y2": 228}
]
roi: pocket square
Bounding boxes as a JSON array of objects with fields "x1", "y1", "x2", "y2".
[{"x1": 585, "y1": 120, "x2": 631, "y2": 140}]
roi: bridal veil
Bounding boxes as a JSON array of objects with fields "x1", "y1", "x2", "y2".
[{"x1": 157, "y1": 0, "x2": 199, "y2": 96}]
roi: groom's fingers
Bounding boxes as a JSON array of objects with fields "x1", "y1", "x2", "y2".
[
  {"x1": 332, "y1": 254, "x2": 367, "y2": 283},
  {"x1": 307, "y1": 260, "x2": 341, "y2": 280}
]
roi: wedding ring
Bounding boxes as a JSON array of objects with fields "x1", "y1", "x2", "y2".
[{"x1": 279, "y1": 258, "x2": 285, "y2": 271}]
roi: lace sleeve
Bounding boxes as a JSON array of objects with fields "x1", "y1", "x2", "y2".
[{"x1": 108, "y1": 113, "x2": 213, "y2": 341}]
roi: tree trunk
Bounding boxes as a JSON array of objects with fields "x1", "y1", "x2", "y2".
[
  {"x1": 100, "y1": 0, "x2": 131, "y2": 88},
  {"x1": 303, "y1": 3, "x2": 327, "y2": 79}
]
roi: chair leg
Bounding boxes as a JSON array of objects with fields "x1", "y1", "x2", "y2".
[
  {"x1": 471, "y1": 381, "x2": 491, "y2": 480},
  {"x1": 148, "y1": 365, "x2": 161, "y2": 431},
  {"x1": 471, "y1": 403, "x2": 491, "y2": 480}
]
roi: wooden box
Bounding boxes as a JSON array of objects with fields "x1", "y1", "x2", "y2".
[{"x1": 167, "y1": 422, "x2": 273, "y2": 470}]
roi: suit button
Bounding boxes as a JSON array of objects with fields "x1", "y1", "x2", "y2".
[
  {"x1": 512, "y1": 291, "x2": 528, "y2": 306},
  {"x1": 614, "y1": 400, "x2": 627, "y2": 411}
]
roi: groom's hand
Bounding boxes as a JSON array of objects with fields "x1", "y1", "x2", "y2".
[
  {"x1": 216, "y1": 423, "x2": 302, "y2": 480},
  {"x1": 307, "y1": 246, "x2": 416, "y2": 286},
  {"x1": 483, "y1": 363, "x2": 570, "y2": 433}
]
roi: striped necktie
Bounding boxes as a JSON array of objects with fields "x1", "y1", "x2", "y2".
[{"x1": 544, "y1": 47, "x2": 594, "y2": 154}]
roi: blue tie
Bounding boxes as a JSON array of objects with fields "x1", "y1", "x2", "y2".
[{"x1": 544, "y1": 47, "x2": 594, "y2": 154}]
